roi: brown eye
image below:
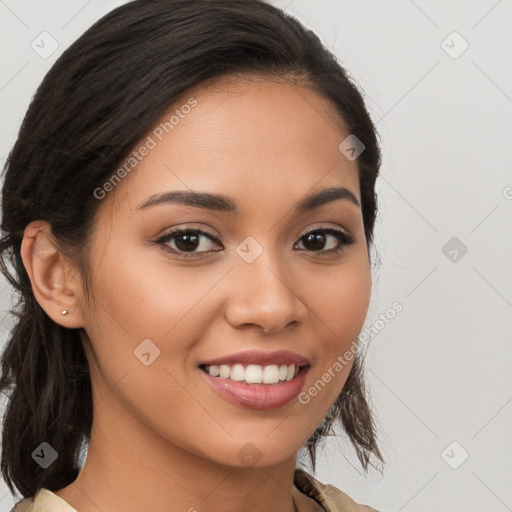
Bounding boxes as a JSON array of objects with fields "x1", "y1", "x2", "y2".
[
  {"x1": 295, "y1": 228, "x2": 355, "y2": 254},
  {"x1": 156, "y1": 229, "x2": 222, "y2": 258}
]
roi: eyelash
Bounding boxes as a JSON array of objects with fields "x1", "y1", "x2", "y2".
[{"x1": 155, "y1": 226, "x2": 355, "y2": 259}]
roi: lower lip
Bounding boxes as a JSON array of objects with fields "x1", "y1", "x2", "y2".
[{"x1": 200, "y1": 367, "x2": 309, "y2": 410}]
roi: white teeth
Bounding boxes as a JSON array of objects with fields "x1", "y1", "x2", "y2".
[
  {"x1": 204, "y1": 363, "x2": 299, "y2": 384},
  {"x1": 230, "y1": 364, "x2": 245, "y2": 381},
  {"x1": 245, "y1": 364, "x2": 263, "y2": 384},
  {"x1": 262, "y1": 365, "x2": 279, "y2": 384},
  {"x1": 219, "y1": 364, "x2": 230, "y2": 379}
]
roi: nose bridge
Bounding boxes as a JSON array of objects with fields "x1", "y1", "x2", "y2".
[{"x1": 225, "y1": 238, "x2": 304, "y2": 332}]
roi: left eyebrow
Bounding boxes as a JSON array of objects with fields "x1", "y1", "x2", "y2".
[
  {"x1": 294, "y1": 186, "x2": 360, "y2": 212},
  {"x1": 137, "y1": 186, "x2": 360, "y2": 212}
]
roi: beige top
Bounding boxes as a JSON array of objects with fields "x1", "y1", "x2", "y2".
[{"x1": 10, "y1": 468, "x2": 379, "y2": 512}]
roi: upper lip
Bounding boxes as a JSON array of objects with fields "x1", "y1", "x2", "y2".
[{"x1": 199, "y1": 350, "x2": 310, "y2": 368}]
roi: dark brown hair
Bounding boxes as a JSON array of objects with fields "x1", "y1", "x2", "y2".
[{"x1": 0, "y1": 0, "x2": 383, "y2": 499}]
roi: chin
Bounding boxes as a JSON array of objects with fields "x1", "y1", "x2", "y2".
[{"x1": 224, "y1": 436, "x2": 305, "y2": 469}]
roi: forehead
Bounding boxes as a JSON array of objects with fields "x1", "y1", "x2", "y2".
[{"x1": 106, "y1": 75, "x2": 360, "y2": 214}]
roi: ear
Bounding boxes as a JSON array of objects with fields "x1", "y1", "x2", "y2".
[{"x1": 21, "y1": 220, "x2": 86, "y2": 328}]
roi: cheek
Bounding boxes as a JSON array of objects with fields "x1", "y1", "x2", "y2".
[
  {"x1": 82, "y1": 244, "x2": 234, "y2": 426},
  {"x1": 298, "y1": 254, "x2": 371, "y2": 414},
  {"x1": 86, "y1": 244, "x2": 217, "y2": 345},
  {"x1": 307, "y1": 253, "x2": 372, "y2": 350}
]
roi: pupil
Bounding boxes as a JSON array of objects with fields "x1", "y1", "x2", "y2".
[
  {"x1": 175, "y1": 232, "x2": 199, "y2": 251},
  {"x1": 305, "y1": 232, "x2": 325, "y2": 251}
]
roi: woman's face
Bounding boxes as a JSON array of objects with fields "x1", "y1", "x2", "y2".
[{"x1": 79, "y1": 76, "x2": 372, "y2": 468}]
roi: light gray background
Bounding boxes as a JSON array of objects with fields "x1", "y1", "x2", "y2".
[{"x1": 1, "y1": 1, "x2": 511, "y2": 511}]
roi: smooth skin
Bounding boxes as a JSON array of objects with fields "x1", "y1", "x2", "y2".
[{"x1": 21, "y1": 75, "x2": 372, "y2": 512}]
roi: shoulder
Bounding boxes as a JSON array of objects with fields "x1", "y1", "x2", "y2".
[
  {"x1": 293, "y1": 467, "x2": 380, "y2": 512},
  {"x1": 11, "y1": 474, "x2": 379, "y2": 512},
  {"x1": 10, "y1": 489, "x2": 77, "y2": 512},
  {"x1": 10, "y1": 497, "x2": 33, "y2": 512}
]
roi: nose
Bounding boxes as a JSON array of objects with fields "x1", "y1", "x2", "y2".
[{"x1": 224, "y1": 251, "x2": 307, "y2": 334}]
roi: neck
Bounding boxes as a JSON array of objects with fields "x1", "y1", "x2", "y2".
[{"x1": 54, "y1": 392, "x2": 299, "y2": 512}]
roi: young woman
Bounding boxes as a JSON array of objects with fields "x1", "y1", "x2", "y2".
[{"x1": 0, "y1": 1, "x2": 383, "y2": 510}]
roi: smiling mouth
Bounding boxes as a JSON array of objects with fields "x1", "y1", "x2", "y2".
[{"x1": 199, "y1": 363, "x2": 304, "y2": 385}]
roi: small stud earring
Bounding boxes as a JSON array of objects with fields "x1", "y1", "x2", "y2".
[{"x1": 61, "y1": 310, "x2": 69, "y2": 316}]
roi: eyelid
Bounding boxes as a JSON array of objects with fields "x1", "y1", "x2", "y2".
[
  {"x1": 297, "y1": 223, "x2": 351, "y2": 239},
  {"x1": 156, "y1": 225, "x2": 222, "y2": 241}
]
